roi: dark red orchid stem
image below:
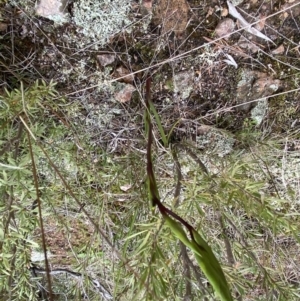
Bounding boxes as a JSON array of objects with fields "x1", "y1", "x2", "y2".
[{"x1": 145, "y1": 77, "x2": 205, "y2": 251}]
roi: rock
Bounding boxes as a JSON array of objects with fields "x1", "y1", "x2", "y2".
[
  {"x1": 173, "y1": 70, "x2": 194, "y2": 99},
  {"x1": 153, "y1": 0, "x2": 189, "y2": 36},
  {"x1": 236, "y1": 69, "x2": 281, "y2": 111},
  {"x1": 251, "y1": 98, "x2": 268, "y2": 125},
  {"x1": 0, "y1": 22, "x2": 8, "y2": 32},
  {"x1": 237, "y1": 36, "x2": 260, "y2": 54},
  {"x1": 196, "y1": 125, "x2": 235, "y2": 157},
  {"x1": 114, "y1": 84, "x2": 136, "y2": 103},
  {"x1": 215, "y1": 18, "x2": 235, "y2": 39},
  {"x1": 141, "y1": 0, "x2": 153, "y2": 13},
  {"x1": 271, "y1": 45, "x2": 285, "y2": 55},
  {"x1": 221, "y1": 8, "x2": 229, "y2": 17},
  {"x1": 97, "y1": 54, "x2": 116, "y2": 67},
  {"x1": 36, "y1": 0, "x2": 69, "y2": 24},
  {"x1": 252, "y1": 76, "x2": 280, "y2": 99},
  {"x1": 113, "y1": 66, "x2": 134, "y2": 84}
]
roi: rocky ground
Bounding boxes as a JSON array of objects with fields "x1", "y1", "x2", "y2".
[{"x1": 1, "y1": 0, "x2": 299, "y2": 152}]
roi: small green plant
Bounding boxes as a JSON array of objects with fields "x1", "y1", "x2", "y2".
[
  {"x1": 0, "y1": 80, "x2": 59, "y2": 300},
  {"x1": 145, "y1": 78, "x2": 233, "y2": 301},
  {"x1": 234, "y1": 117, "x2": 261, "y2": 148}
]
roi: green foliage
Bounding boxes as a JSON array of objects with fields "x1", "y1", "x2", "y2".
[
  {"x1": 145, "y1": 79, "x2": 233, "y2": 300},
  {"x1": 0, "y1": 80, "x2": 70, "y2": 300},
  {"x1": 0, "y1": 80, "x2": 117, "y2": 300},
  {"x1": 164, "y1": 215, "x2": 233, "y2": 301},
  {"x1": 1, "y1": 1, "x2": 300, "y2": 300},
  {"x1": 1, "y1": 81, "x2": 300, "y2": 301}
]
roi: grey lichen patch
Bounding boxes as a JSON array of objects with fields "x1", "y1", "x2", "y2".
[
  {"x1": 38, "y1": 148, "x2": 79, "y2": 185},
  {"x1": 57, "y1": 56, "x2": 114, "y2": 92},
  {"x1": 72, "y1": 0, "x2": 132, "y2": 47},
  {"x1": 196, "y1": 125, "x2": 235, "y2": 157},
  {"x1": 171, "y1": 46, "x2": 225, "y2": 99},
  {"x1": 195, "y1": 45, "x2": 222, "y2": 65},
  {"x1": 173, "y1": 70, "x2": 194, "y2": 99},
  {"x1": 242, "y1": 148, "x2": 300, "y2": 210},
  {"x1": 84, "y1": 102, "x2": 116, "y2": 129},
  {"x1": 236, "y1": 69, "x2": 256, "y2": 111},
  {"x1": 251, "y1": 99, "x2": 268, "y2": 125}
]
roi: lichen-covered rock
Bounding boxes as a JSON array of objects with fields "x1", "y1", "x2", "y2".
[
  {"x1": 251, "y1": 98, "x2": 268, "y2": 125},
  {"x1": 173, "y1": 70, "x2": 194, "y2": 99},
  {"x1": 196, "y1": 125, "x2": 235, "y2": 158},
  {"x1": 72, "y1": 0, "x2": 132, "y2": 46},
  {"x1": 236, "y1": 69, "x2": 281, "y2": 111}
]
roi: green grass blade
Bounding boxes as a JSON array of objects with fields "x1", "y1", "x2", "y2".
[
  {"x1": 192, "y1": 230, "x2": 233, "y2": 301},
  {"x1": 149, "y1": 101, "x2": 168, "y2": 147},
  {"x1": 164, "y1": 214, "x2": 233, "y2": 301}
]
